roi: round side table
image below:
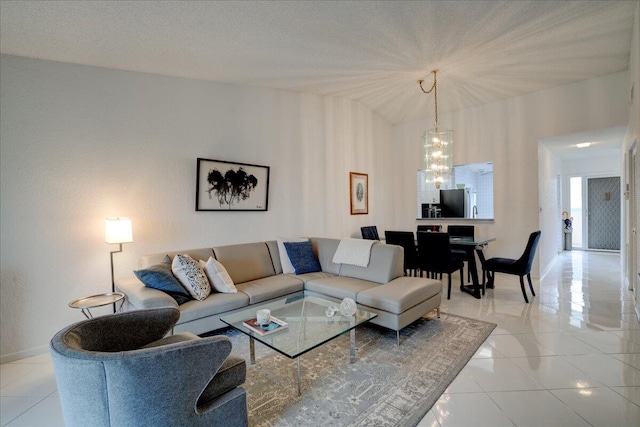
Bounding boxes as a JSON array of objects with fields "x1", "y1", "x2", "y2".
[{"x1": 69, "y1": 292, "x2": 125, "y2": 319}]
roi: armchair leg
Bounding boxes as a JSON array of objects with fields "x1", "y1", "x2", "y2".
[
  {"x1": 447, "y1": 273, "x2": 452, "y2": 300},
  {"x1": 519, "y1": 276, "x2": 529, "y2": 303},
  {"x1": 527, "y1": 273, "x2": 535, "y2": 296}
]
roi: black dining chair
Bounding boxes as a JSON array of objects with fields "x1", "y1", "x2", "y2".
[
  {"x1": 483, "y1": 230, "x2": 542, "y2": 303},
  {"x1": 417, "y1": 231, "x2": 464, "y2": 300},
  {"x1": 361, "y1": 226, "x2": 380, "y2": 240},
  {"x1": 385, "y1": 231, "x2": 420, "y2": 277},
  {"x1": 417, "y1": 225, "x2": 442, "y2": 233},
  {"x1": 448, "y1": 225, "x2": 475, "y2": 283}
]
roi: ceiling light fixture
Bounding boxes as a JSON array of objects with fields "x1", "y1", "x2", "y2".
[
  {"x1": 576, "y1": 142, "x2": 592, "y2": 148},
  {"x1": 419, "y1": 70, "x2": 453, "y2": 190}
]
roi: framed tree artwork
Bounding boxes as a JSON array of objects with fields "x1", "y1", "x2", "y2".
[
  {"x1": 350, "y1": 172, "x2": 368, "y2": 215},
  {"x1": 196, "y1": 158, "x2": 270, "y2": 211}
]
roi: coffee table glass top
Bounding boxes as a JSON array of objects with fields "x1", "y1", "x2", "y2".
[{"x1": 220, "y1": 292, "x2": 377, "y2": 359}]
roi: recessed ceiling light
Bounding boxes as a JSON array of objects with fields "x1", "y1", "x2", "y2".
[{"x1": 576, "y1": 142, "x2": 592, "y2": 148}]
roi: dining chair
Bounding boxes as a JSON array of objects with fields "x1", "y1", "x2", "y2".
[
  {"x1": 448, "y1": 225, "x2": 475, "y2": 282},
  {"x1": 483, "y1": 230, "x2": 542, "y2": 303},
  {"x1": 361, "y1": 226, "x2": 380, "y2": 240},
  {"x1": 417, "y1": 225, "x2": 442, "y2": 233},
  {"x1": 384, "y1": 231, "x2": 420, "y2": 276},
  {"x1": 417, "y1": 231, "x2": 464, "y2": 300}
]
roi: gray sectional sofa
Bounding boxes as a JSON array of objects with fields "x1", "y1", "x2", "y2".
[{"x1": 116, "y1": 237, "x2": 442, "y2": 339}]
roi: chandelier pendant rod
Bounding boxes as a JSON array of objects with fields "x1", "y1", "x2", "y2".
[{"x1": 418, "y1": 69, "x2": 439, "y2": 126}]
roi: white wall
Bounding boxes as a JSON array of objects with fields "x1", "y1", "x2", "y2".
[
  {"x1": 563, "y1": 154, "x2": 622, "y2": 177},
  {"x1": 393, "y1": 72, "x2": 629, "y2": 273},
  {"x1": 538, "y1": 143, "x2": 563, "y2": 274},
  {"x1": 622, "y1": 1, "x2": 639, "y2": 303},
  {"x1": 0, "y1": 55, "x2": 395, "y2": 361}
]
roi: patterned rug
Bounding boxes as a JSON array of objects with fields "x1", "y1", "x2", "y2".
[{"x1": 208, "y1": 313, "x2": 495, "y2": 427}]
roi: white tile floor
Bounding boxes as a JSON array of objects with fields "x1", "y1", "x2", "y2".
[
  {"x1": 420, "y1": 251, "x2": 640, "y2": 427},
  {"x1": 2, "y1": 251, "x2": 639, "y2": 426}
]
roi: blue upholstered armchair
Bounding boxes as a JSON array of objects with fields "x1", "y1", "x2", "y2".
[{"x1": 50, "y1": 307, "x2": 247, "y2": 427}]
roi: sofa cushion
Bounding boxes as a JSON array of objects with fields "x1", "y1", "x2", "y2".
[
  {"x1": 213, "y1": 242, "x2": 276, "y2": 284},
  {"x1": 356, "y1": 277, "x2": 442, "y2": 314},
  {"x1": 288, "y1": 271, "x2": 335, "y2": 282},
  {"x1": 283, "y1": 241, "x2": 321, "y2": 274},
  {"x1": 265, "y1": 240, "x2": 282, "y2": 274},
  {"x1": 172, "y1": 254, "x2": 211, "y2": 301},
  {"x1": 199, "y1": 257, "x2": 237, "y2": 293},
  {"x1": 139, "y1": 248, "x2": 215, "y2": 269},
  {"x1": 304, "y1": 276, "x2": 379, "y2": 300},
  {"x1": 177, "y1": 293, "x2": 250, "y2": 324},
  {"x1": 338, "y1": 243, "x2": 404, "y2": 284},
  {"x1": 310, "y1": 238, "x2": 342, "y2": 275},
  {"x1": 134, "y1": 255, "x2": 192, "y2": 305},
  {"x1": 235, "y1": 275, "x2": 304, "y2": 304}
]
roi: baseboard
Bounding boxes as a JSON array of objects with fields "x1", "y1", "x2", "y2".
[
  {"x1": 1, "y1": 344, "x2": 49, "y2": 364},
  {"x1": 540, "y1": 252, "x2": 560, "y2": 281}
]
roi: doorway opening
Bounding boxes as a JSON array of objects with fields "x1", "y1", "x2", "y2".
[{"x1": 569, "y1": 175, "x2": 621, "y2": 251}]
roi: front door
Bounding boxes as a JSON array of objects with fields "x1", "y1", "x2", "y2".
[{"x1": 587, "y1": 176, "x2": 621, "y2": 251}]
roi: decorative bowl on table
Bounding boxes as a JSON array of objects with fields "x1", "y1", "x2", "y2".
[{"x1": 339, "y1": 298, "x2": 357, "y2": 316}]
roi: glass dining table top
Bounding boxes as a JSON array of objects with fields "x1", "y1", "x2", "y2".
[
  {"x1": 448, "y1": 236, "x2": 496, "y2": 246},
  {"x1": 220, "y1": 291, "x2": 377, "y2": 360}
]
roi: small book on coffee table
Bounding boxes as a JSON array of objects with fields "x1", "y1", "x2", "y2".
[{"x1": 243, "y1": 316, "x2": 288, "y2": 336}]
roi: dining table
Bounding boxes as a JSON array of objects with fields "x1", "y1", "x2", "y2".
[{"x1": 448, "y1": 236, "x2": 496, "y2": 299}]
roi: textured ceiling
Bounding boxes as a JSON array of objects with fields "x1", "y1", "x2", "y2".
[{"x1": 0, "y1": 0, "x2": 636, "y2": 125}]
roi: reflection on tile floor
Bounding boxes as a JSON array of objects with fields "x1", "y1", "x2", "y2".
[{"x1": 1, "y1": 251, "x2": 639, "y2": 426}]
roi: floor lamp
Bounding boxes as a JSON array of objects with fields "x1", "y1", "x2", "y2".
[{"x1": 105, "y1": 217, "x2": 133, "y2": 312}]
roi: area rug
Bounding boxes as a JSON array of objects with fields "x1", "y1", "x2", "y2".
[{"x1": 207, "y1": 312, "x2": 495, "y2": 427}]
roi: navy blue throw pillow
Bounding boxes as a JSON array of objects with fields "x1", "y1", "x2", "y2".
[
  {"x1": 134, "y1": 255, "x2": 192, "y2": 305},
  {"x1": 283, "y1": 241, "x2": 321, "y2": 275}
]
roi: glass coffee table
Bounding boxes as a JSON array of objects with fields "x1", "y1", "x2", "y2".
[{"x1": 220, "y1": 291, "x2": 377, "y2": 395}]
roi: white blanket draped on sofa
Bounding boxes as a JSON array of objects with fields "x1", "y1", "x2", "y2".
[{"x1": 332, "y1": 238, "x2": 377, "y2": 267}]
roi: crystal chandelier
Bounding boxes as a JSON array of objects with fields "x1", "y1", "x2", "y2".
[{"x1": 418, "y1": 70, "x2": 453, "y2": 189}]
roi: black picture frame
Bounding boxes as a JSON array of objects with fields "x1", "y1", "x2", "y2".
[{"x1": 196, "y1": 158, "x2": 270, "y2": 211}]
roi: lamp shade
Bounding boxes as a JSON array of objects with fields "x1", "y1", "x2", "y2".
[{"x1": 105, "y1": 218, "x2": 133, "y2": 244}]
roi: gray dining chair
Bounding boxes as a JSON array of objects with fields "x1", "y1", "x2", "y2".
[
  {"x1": 483, "y1": 230, "x2": 542, "y2": 303},
  {"x1": 448, "y1": 225, "x2": 475, "y2": 282},
  {"x1": 385, "y1": 230, "x2": 420, "y2": 276},
  {"x1": 417, "y1": 231, "x2": 464, "y2": 299}
]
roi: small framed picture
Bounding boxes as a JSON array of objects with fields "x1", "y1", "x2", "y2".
[
  {"x1": 350, "y1": 172, "x2": 368, "y2": 215},
  {"x1": 196, "y1": 158, "x2": 270, "y2": 211}
]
